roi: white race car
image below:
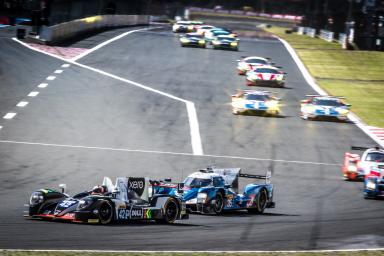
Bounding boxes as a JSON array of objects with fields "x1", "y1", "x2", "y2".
[
  {"x1": 237, "y1": 56, "x2": 273, "y2": 75},
  {"x1": 245, "y1": 65, "x2": 286, "y2": 87}
]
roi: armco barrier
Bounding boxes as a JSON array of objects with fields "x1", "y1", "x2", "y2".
[
  {"x1": 304, "y1": 27, "x2": 316, "y2": 38},
  {"x1": 39, "y1": 15, "x2": 149, "y2": 43},
  {"x1": 319, "y1": 29, "x2": 334, "y2": 42}
]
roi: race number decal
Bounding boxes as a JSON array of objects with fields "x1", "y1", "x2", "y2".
[
  {"x1": 118, "y1": 208, "x2": 143, "y2": 219},
  {"x1": 59, "y1": 200, "x2": 77, "y2": 208}
]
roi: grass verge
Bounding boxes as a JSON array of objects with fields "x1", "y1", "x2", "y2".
[{"x1": 264, "y1": 26, "x2": 384, "y2": 127}]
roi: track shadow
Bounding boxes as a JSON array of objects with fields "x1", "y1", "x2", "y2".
[
  {"x1": 236, "y1": 112, "x2": 287, "y2": 118},
  {"x1": 303, "y1": 116, "x2": 353, "y2": 124},
  {"x1": 200, "y1": 211, "x2": 299, "y2": 217}
]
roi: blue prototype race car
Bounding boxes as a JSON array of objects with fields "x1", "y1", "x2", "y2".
[
  {"x1": 154, "y1": 167, "x2": 275, "y2": 214},
  {"x1": 364, "y1": 165, "x2": 384, "y2": 199}
]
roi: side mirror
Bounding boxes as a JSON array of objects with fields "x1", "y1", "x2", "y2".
[
  {"x1": 301, "y1": 99, "x2": 310, "y2": 104},
  {"x1": 164, "y1": 178, "x2": 172, "y2": 182},
  {"x1": 59, "y1": 184, "x2": 66, "y2": 194},
  {"x1": 177, "y1": 183, "x2": 184, "y2": 193}
]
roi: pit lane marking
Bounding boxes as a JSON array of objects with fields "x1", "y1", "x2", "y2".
[
  {"x1": 12, "y1": 28, "x2": 204, "y2": 156},
  {"x1": 0, "y1": 139, "x2": 340, "y2": 166},
  {"x1": 16, "y1": 101, "x2": 28, "y2": 107},
  {"x1": 3, "y1": 113, "x2": 17, "y2": 119},
  {"x1": 54, "y1": 69, "x2": 63, "y2": 74},
  {"x1": 46, "y1": 76, "x2": 56, "y2": 81},
  {"x1": 27, "y1": 91, "x2": 39, "y2": 97},
  {"x1": 38, "y1": 83, "x2": 48, "y2": 88}
]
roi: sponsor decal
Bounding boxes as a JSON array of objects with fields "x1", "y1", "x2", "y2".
[
  {"x1": 118, "y1": 208, "x2": 143, "y2": 219},
  {"x1": 144, "y1": 209, "x2": 152, "y2": 219},
  {"x1": 226, "y1": 195, "x2": 234, "y2": 208},
  {"x1": 88, "y1": 219, "x2": 99, "y2": 223},
  {"x1": 127, "y1": 177, "x2": 145, "y2": 196},
  {"x1": 58, "y1": 200, "x2": 77, "y2": 208},
  {"x1": 247, "y1": 194, "x2": 255, "y2": 208}
]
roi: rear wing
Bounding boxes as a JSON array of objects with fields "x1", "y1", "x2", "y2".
[
  {"x1": 351, "y1": 146, "x2": 382, "y2": 151},
  {"x1": 239, "y1": 170, "x2": 272, "y2": 184}
]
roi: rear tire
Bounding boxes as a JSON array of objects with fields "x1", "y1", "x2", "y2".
[
  {"x1": 98, "y1": 201, "x2": 113, "y2": 224},
  {"x1": 158, "y1": 198, "x2": 179, "y2": 224},
  {"x1": 247, "y1": 188, "x2": 268, "y2": 214}
]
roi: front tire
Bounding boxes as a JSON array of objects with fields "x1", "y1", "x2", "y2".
[
  {"x1": 98, "y1": 201, "x2": 113, "y2": 224},
  {"x1": 158, "y1": 198, "x2": 179, "y2": 224},
  {"x1": 213, "y1": 193, "x2": 224, "y2": 214}
]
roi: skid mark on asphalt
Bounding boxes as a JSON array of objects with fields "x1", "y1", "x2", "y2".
[{"x1": 0, "y1": 139, "x2": 340, "y2": 166}]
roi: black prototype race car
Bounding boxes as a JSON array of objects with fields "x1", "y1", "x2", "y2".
[{"x1": 25, "y1": 176, "x2": 188, "y2": 224}]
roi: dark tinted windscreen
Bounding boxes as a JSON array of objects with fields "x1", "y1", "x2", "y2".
[
  {"x1": 313, "y1": 99, "x2": 343, "y2": 106},
  {"x1": 245, "y1": 59, "x2": 267, "y2": 65},
  {"x1": 365, "y1": 152, "x2": 384, "y2": 162},
  {"x1": 255, "y1": 68, "x2": 279, "y2": 74},
  {"x1": 184, "y1": 177, "x2": 211, "y2": 188},
  {"x1": 245, "y1": 94, "x2": 270, "y2": 101}
]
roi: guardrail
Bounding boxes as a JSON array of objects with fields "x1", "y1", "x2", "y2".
[
  {"x1": 188, "y1": 7, "x2": 303, "y2": 22},
  {"x1": 38, "y1": 15, "x2": 149, "y2": 43},
  {"x1": 304, "y1": 27, "x2": 316, "y2": 38},
  {"x1": 319, "y1": 29, "x2": 334, "y2": 42}
]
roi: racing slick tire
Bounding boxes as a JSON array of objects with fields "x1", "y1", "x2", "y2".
[
  {"x1": 98, "y1": 200, "x2": 114, "y2": 224},
  {"x1": 213, "y1": 192, "x2": 224, "y2": 214},
  {"x1": 158, "y1": 197, "x2": 179, "y2": 224},
  {"x1": 247, "y1": 188, "x2": 268, "y2": 214}
]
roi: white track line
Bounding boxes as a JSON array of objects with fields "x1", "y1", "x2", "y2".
[
  {"x1": 1, "y1": 249, "x2": 383, "y2": 253},
  {"x1": 12, "y1": 28, "x2": 204, "y2": 156},
  {"x1": 38, "y1": 83, "x2": 48, "y2": 88},
  {"x1": 27, "y1": 91, "x2": 39, "y2": 97},
  {"x1": 61, "y1": 63, "x2": 70, "y2": 68},
  {"x1": 46, "y1": 75, "x2": 56, "y2": 80},
  {"x1": 3, "y1": 113, "x2": 16, "y2": 119},
  {"x1": 16, "y1": 101, "x2": 28, "y2": 107},
  {"x1": 278, "y1": 37, "x2": 384, "y2": 148},
  {"x1": 70, "y1": 27, "x2": 160, "y2": 61},
  {"x1": 0, "y1": 140, "x2": 339, "y2": 166},
  {"x1": 54, "y1": 69, "x2": 63, "y2": 74}
]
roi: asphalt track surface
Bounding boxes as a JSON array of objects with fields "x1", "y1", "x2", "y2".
[{"x1": 0, "y1": 24, "x2": 383, "y2": 251}]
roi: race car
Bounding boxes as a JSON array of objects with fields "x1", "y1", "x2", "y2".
[
  {"x1": 212, "y1": 35, "x2": 239, "y2": 51},
  {"x1": 179, "y1": 33, "x2": 207, "y2": 48},
  {"x1": 231, "y1": 90, "x2": 281, "y2": 115},
  {"x1": 25, "y1": 176, "x2": 188, "y2": 224},
  {"x1": 196, "y1": 25, "x2": 216, "y2": 35},
  {"x1": 245, "y1": 65, "x2": 286, "y2": 87},
  {"x1": 364, "y1": 166, "x2": 384, "y2": 199},
  {"x1": 237, "y1": 56, "x2": 273, "y2": 75},
  {"x1": 153, "y1": 167, "x2": 275, "y2": 215},
  {"x1": 205, "y1": 29, "x2": 236, "y2": 43},
  {"x1": 172, "y1": 20, "x2": 192, "y2": 33},
  {"x1": 300, "y1": 95, "x2": 351, "y2": 121},
  {"x1": 342, "y1": 146, "x2": 384, "y2": 181}
]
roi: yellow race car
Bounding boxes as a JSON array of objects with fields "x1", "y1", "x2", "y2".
[{"x1": 231, "y1": 90, "x2": 281, "y2": 115}]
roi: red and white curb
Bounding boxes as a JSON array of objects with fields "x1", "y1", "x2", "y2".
[
  {"x1": 27, "y1": 43, "x2": 88, "y2": 60},
  {"x1": 368, "y1": 126, "x2": 384, "y2": 143}
]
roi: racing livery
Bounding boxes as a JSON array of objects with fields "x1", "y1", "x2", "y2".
[
  {"x1": 25, "y1": 177, "x2": 188, "y2": 224},
  {"x1": 231, "y1": 90, "x2": 281, "y2": 115},
  {"x1": 342, "y1": 146, "x2": 384, "y2": 181},
  {"x1": 205, "y1": 29, "x2": 236, "y2": 43},
  {"x1": 364, "y1": 166, "x2": 384, "y2": 199},
  {"x1": 300, "y1": 95, "x2": 350, "y2": 121},
  {"x1": 245, "y1": 65, "x2": 286, "y2": 87},
  {"x1": 179, "y1": 33, "x2": 207, "y2": 48},
  {"x1": 196, "y1": 25, "x2": 216, "y2": 35},
  {"x1": 155, "y1": 167, "x2": 275, "y2": 215},
  {"x1": 172, "y1": 21, "x2": 192, "y2": 33},
  {"x1": 237, "y1": 56, "x2": 273, "y2": 75},
  {"x1": 212, "y1": 35, "x2": 239, "y2": 51}
]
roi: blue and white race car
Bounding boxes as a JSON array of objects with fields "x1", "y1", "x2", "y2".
[
  {"x1": 364, "y1": 165, "x2": 384, "y2": 199},
  {"x1": 300, "y1": 95, "x2": 351, "y2": 121},
  {"x1": 231, "y1": 90, "x2": 281, "y2": 115},
  {"x1": 154, "y1": 167, "x2": 275, "y2": 214}
]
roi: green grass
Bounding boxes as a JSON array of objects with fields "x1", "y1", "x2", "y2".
[
  {"x1": 265, "y1": 26, "x2": 384, "y2": 127},
  {"x1": 1, "y1": 252, "x2": 384, "y2": 256}
]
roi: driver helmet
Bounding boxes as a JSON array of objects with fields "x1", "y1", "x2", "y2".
[{"x1": 92, "y1": 185, "x2": 107, "y2": 194}]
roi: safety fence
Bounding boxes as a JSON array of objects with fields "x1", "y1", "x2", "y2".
[
  {"x1": 319, "y1": 29, "x2": 334, "y2": 42},
  {"x1": 296, "y1": 26, "x2": 348, "y2": 48}
]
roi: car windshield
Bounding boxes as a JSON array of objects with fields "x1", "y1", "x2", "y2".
[
  {"x1": 313, "y1": 99, "x2": 343, "y2": 106},
  {"x1": 213, "y1": 31, "x2": 230, "y2": 35},
  {"x1": 184, "y1": 177, "x2": 211, "y2": 188},
  {"x1": 186, "y1": 34, "x2": 203, "y2": 39},
  {"x1": 245, "y1": 94, "x2": 270, "y2": 101},
  {"x1": 255, "y1": 68, "x2": 279, "y2": 74},
  {"x1": 365, "y1": 152, "x2": 384, "y2": 162},
  {"x1": 246, "y1": 59, "x2": 268, "y2": 65}
]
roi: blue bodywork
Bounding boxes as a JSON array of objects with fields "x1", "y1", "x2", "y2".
[{"x1": 364, "y1": 175, "x2": 384, "y2": 199}]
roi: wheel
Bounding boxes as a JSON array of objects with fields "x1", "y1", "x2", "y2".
[
  {"x1": 213, "y1": 193, "x2": 224, "y2": 214},
  {"x1": 98, "y1": 201, "x2": 113, "y2": 224},
  {"x1": 247, "y1": 188, "x2": 268, "y2": 214},
  {"x1": 158, "y1": 198, "x2": 179, "y2": 224}
]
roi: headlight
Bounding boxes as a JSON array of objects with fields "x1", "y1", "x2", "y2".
[
  {"x1": 212, "y1": 41, "x2": 220, "y2": 45},
  {"x1": 265, "y1": 101, "x2": 279, "y2": 110},
  {"x1": 366, "y1": 180, "x2": 376, "y2": 190},
  {"x1": 230, "y1": 42, "x2": 238, "y2": 46},
  {"x1": 339, "y1": 109, "x2": 349, "y2": 115},
  {"x1": 347, "y1": 165, "x2": 357, "y2": 172},
  {"x1": 29, "y1": 191, "x2": 44, "y2": 205},
  {"x1": 186, "y1": 198, "x2": 197, "y2": 204},
  {"x1": 180, "y1": 38, "x2": 189, "y2": 43},
  {"x1": 77, "y1": 198, "x2": 94, "y2": 210},
  {"x1": 197, "y1": 193, "x2": 207, "y2": 204},
  {"x1": 198, "y1": 40, "x2": 205, "y2": 44}
]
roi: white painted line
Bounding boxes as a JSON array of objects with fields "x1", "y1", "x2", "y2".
[
  {"x1": 0, "y1": 140, "x2": 339, "y2": 166},
  {"x1": 3, "y1": 113, "x2": 17, "y2": 119},
  {"x1": 46, "y1": 76, "x2": 56, "y2": 81},
  {"x1": 38, "y1": 83, "x2": 48, "y2": 88},
  {"x1": 61, "y1": 63, "x2": 70, "y2": 68},
  {"x1": 16, "y1": 101, "x2": 28, "y2": 107},
  {"x1": 28, "y1": 91, "x2": 39, "y2": 97},
  {"x1": 54, "y1": 69, "x2": 63, "y2": 74},
  {"x1": 0, "y1": 126, "x2": 2, "y2": 130},
  {"x1": 12, "y1": 29, "x2": 204, "y2": 156},
  {"x1": 70, "y1": 27, "x2": 160, "y2": 61},
  {"x1": 277, "y1": 37, "x2": 384, "y2": 148}
]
